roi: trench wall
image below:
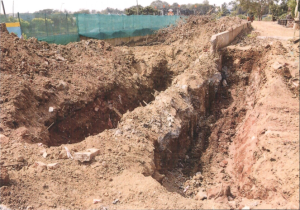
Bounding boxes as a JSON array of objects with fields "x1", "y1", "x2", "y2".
[{"x1": 80, "y1": 34, "x2": 156, "y2": 46}]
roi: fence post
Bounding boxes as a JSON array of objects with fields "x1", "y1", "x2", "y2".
[
  {"x1": 66, "y1": 13, "x2": 69, "y2": 34},
  {"x1": 75, "y1": 14, "x2": 79, "y2": 35},
  {"x1": 45, "y1": 13, "x2": 48, "y2": 36},
  {"x1": 17, "y1": 12, "x2": 23, "y2": 35}
]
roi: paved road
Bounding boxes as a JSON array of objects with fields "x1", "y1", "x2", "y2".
[{"x1": 252, "y1": 21, "x2": 299, "y2": 38}]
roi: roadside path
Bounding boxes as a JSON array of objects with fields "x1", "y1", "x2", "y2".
[{"x1": 252, "y1": 21, "x2": 299, "y2": 38}]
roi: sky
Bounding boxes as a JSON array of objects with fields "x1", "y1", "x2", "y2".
[{"x1": 1, "y1": 0, "x2": 232, "y2": 14}]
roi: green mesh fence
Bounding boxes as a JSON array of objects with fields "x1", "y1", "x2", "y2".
[
  {"x1": 17, "y1": 13, "x2": 79, "y2": 45},
  {"x1": 1, "y1": 13, "x2": 180, "y2": 44},
  {"x1": 76, "y1": 14, "x2": 180, "y2": 39}
]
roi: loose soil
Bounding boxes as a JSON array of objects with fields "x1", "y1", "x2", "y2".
[{"x1": 0, "y1": 16, "x2": 299, "y2": 210}]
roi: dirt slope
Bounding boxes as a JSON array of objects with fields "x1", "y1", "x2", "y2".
[{"x1": 0, "y1": 17, "x2": 299, "y2": 210}]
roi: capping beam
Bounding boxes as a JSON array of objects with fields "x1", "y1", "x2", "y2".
[{"x1": 210, "y1": 21, "x2": 251, "y2": 54}]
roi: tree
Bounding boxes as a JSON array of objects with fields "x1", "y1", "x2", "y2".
[
  {"x1": 288, "y1": 0, "x2": 297, "y2": 17},
  {"x1": 142, "y1": 6, "x2": 159, "y2": 15},
  {"x1": 73, "y1": 9, "x2": 90, "y2": 14},
  {"x1": 238, "y1": 0, "x2": 273, "y2": 20},
  {"x1": 31, "y1": 18, "x2": 53, "y2": 33},
  {"x1": 269, "y1": 0, "x2": 289, "y2": 18},
  {"x1": 99, "y1": 8, "x2": 125, "y2": 15},
  {"x1": 229, "y1": 0, "x2": 247, "y2": 14},
  {"x1": 203, "y1": 0, "x2": 210, "y2": 5},
  {"x1": 125, "y1": 5, "x2": 144, "y2": 15},
  {"x1": 125, "y1": 5, "x2": 159, "y2": 15},
  {"x1": 220, "y1": 3, "x2": 230, "y2": 16},
  {"x1": 150, "y1": 0, "x2": 169, "y2": 10},
  {"x1": 19, "y1": 19, "x2": 30, "y2": 34},
  {"x1": 34, "y1": 9, "x2": 61, "y2": 14}
]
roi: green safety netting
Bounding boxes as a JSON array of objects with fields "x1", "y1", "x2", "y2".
[
  {"x1": 1, "y1": 13, "x2": 180, "y2": 45},
  {"x1": 76, "y1": 14, "x2": 180, "y2": 39},
  {"x1": 18, "y1": 13, "x2": 79, "y2": 45},
  {"x1": 16, "y1": 13, "x2": 79, "y2": 45}
]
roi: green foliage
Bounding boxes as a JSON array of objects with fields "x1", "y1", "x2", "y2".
[
  {"x1": 34, "y1": 9, "x2": 60, "y2": 14},
  {"x1": 238, "y1": 0, "x2": 272, "y2": 20},
  {"x1": 125, "y1": 5, "x2": 159, "y2": 15},
  {"x1": 229, "y1": 0, "x2": 247, "y2": 15},
  {"x1": 288, "y1": 0, "x2": 297, "y2": 17},
  {"x1": 262, "y1": 14, "x2": 272, "y2": 21},
  {"x1": 19, "y1": 18, "x2": 30, "y2": 34},
  {"x1": 279, "y1": 13, "x2": 288, "y2": 19},
  {"x1": 125, "y1": 5, "x2": 144, "y2": 15},
  {"x1": 269, "y1": 0, "x2": 289, "y2": 18},
  {"x1": 230, "y1": 11, "x2": 238, "y2": 16},
  {"x1": 22, "y1": 33, "x2": 27, "y2": 40},
  {"x1": 150, "y1": 0, "x2": 170, "y2": 9},
  {"x1": 20, "y1": 19, "x2": 30, "y2": 28},
  {"x1": 238, "y1": 14, "x2": 247, "y2": 19},
  {"x1": 142, "y1": 6, "x2": 159, "y2": 15},
  {"x1": 220, "y1": 3, "x2": 230, "y2": 16},
  {"x1": 146, "y1": 0, "x2": 215, "y2": 16},
  {"x1": 99, "y1": 8, "x2": 124, "y2": 15},
  {"x1": 31, "y1": 18, "x2": 54, "y2": 32},
  {"x1": 73, "y1": 9, "x2": 91, "y2": 14}
]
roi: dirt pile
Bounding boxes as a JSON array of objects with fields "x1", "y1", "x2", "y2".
[
  {"x1": 0, "y1": 16, "x2": 299, "y2": 210},
  {"x1": 0, "y1": 23, "x2": 173, "y2": 147},
  {"x1": 155, "y1": 16, "x2": 247, "y2": 44}
]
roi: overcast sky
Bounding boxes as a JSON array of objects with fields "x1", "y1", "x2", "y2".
[{"x1": 1, "y1": 0, "x2": 231, "y2": 14}]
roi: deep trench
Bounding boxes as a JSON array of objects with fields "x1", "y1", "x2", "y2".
[
  {"x1": 154, "y1": 48, "x2": 262, "y2": 195},
  {"x1": 46, "y1": 63, "x2": 173, "y2": 146},
  {"x1": 46, "y1": 41, "x2": 259, "y2": 198}
]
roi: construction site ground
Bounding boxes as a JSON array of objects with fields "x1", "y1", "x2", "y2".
[
  {"x1": 0, "y1": 17, "x2": 299, "y2": 210},
  {"x1": 252, "y1": 21, "x2": 299, "y2": 38}
]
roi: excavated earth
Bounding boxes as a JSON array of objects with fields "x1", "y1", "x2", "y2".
[{"x1": 0, "y1": 16, "x2": 299, "y2": 209}]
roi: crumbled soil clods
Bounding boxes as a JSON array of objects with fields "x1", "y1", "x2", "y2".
[{"x1": 0, "y1": 17, "x2": 299, "y2": 210}]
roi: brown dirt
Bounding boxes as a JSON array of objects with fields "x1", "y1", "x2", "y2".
[
  {"x1": 252, "y1": 21, "x2": 299, "y2": 38},
  {"x1": 0, "y1": 16, "x2": 299, "y2": 210}
]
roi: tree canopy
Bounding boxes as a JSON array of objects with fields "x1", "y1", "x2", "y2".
[{"x1": 125, "y1": 5, "x2": 159, "y2": 15}]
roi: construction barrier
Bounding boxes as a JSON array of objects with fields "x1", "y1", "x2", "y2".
[
  {"x1": 1, "y1": 13, "x2": 181, "y2": 45},
  {"x1": 5, "y1": 22, "x2": 22, "y2": 37},
  {"x1": 76, "y1": 14, "x2": 180, "y2": 40},
  {"x1": 18, "y1": 13, "x2": 80, "y2": 45}
]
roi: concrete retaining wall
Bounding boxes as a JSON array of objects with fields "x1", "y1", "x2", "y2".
[{"x1": 210, "y1": 22, "x2": 251, "y2": 53}]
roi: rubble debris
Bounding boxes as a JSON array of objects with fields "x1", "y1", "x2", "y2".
[
  {"x1": 74, "y1": 148, "x2": 100, "y2": 162},
  {"x1": 47, "y1": 163, "x2": 60, "y2": 170},
  {"x1": 33, "y1": 161, "x2": 47, "y2": 172},
  {"x1": 64, "y1": 146, "x2": 73, "y2": 159},
  {"x1": 93, "y1": 199, "x2": 102, "y2": 204},
  {"x1": 112, "y1": 199, "x2": 119, "y2": 204},
  {"x1": 42, "y1": 152, "x2": 48, "y2": 158}
]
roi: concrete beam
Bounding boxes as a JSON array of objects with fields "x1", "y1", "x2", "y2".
[{"x1": 210, "y1": 22, "x2": 251, "y2": 54}]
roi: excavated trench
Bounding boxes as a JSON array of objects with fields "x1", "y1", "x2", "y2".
[
  {"x1": 43, "y1": 31, "x2": 265, "y2": 199},
  {"x1": 153, "y1": 47, "x2": 265, "y2": 196},
  {"x1": 46, "y1": 57, "x2": 173, "y2": 146}
]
